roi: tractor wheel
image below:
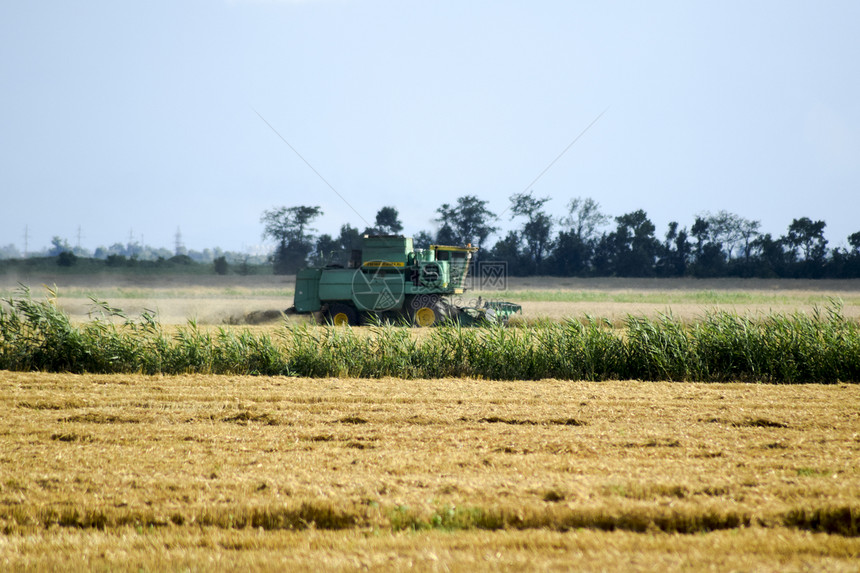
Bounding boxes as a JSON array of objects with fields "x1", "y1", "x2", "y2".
[
  {"x1": 326, "y1": 303, "x2": 359, "y2": 326},
  {"x1": 408, "y1": 294, "x2": 444, "y2": 327}
]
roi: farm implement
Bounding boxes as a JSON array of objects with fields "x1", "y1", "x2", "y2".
[{"x1": 289, "y1": 235, "x2": 521, "y2": 326}]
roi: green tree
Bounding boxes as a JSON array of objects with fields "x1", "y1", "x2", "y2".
[
  {"x1": 784, "y1": 217, "x2": 828, "y2": 262},
  {"x1": 749, "y1": 233, "x2": 786, "y2": 277},
  {"x1": 435, "y1": 195, "x2": 497, "y2": 251},
  {"x1": 690, "y1": 217, "x2": 710, "y2": 259},
  {"x1": 412, "y1": 230, "x2": 434, "y2": 250},
  {"x1": 698, "y1": 210, "x2": 761, "y2": 260},
  {"x1": 261, "y1": 205, "x2": 323, "y2": 274},
  {"x1": 548, "y1": 230, "x2": 591, "y2": 276},
  {"x1": 782, "y1": 217, "x2": 828, "y2": 278},
  {"x1": 47, "y1": 236, "x2": 72, "y2": 257},
  {"x1": 435, "y1": 222, "x2": 458, "y2": 246},
  {"x1": 656, "y1": 221, "x2": 691, "y2": 277},
  {"x1": 608, "y1": 210, "x2": 660, "y2": 276},
  {"x1": 213, "y1": 256, "x2": 228, "y2": 275},
  {"x1": 509, "y1": 191, "x2": 553, "y2": 272},
  {"x1": 849, "y1": 231, "x2": 860, "y2": 253},
  {"x1": 549, "y1": 197, "x2": 609, "y2": 276},
  {"x1": 373, "y1": 206, "x2": 403, "y2": 235},
  {"x1": 489, "y1": 231, "x2": 525, "y2": 275},
  {"x1": 56, "y1": 250, "x2": 77, "y2": 267},
  {"x1": 337, "y1": 224, "x2": 362, "y2": 252},
  {"x1": 561, "y1": 197, "x2": 609, "y2": 244},
  {"x1": 842, "y1": 231, "x2": 860, "y2": 278},
  {"x1": 314, "y1": 234, "x2": 340, "y2": 264}
]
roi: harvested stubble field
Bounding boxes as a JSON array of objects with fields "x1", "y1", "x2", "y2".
[{"x1": 0, "y1": 372, "x2": 858, "y2": 570}]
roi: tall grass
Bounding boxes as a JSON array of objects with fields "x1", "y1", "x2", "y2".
[{"x1": 1, "y1": 287, "x2": 858, "y2": 382}]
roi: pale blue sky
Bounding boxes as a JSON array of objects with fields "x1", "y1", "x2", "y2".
[{"x1": 2, "y1": 1, "x2": 858, "y2": 254}]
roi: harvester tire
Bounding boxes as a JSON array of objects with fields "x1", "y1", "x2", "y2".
[
  {"x1": 408, "y1": 294, "x2": 445, "y2": 327},
  {"x1": 326, "y1": 303, "x2": 359, "y2": 326},
  {"x1": 413, "y1": 306, "x2": 438, "y2": 327}
]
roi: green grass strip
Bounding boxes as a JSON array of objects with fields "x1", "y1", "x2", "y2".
[{"x1": 2, "y1": 287, "x2": 858, "y2": 383}]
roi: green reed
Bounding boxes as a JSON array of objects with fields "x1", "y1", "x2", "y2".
[{"x1": 1, "y1": 287, "x2": 857, "y2": 382}]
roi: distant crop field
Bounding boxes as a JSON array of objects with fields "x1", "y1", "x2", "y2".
[
  {"x1": 1, "y1": 372, "x2": 857, "y2": 570},
  {"x1": 2, "y1": 274, "x2": 859, "y2": 325}
]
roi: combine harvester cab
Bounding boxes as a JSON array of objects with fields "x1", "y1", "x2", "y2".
[{"x1": 292, "y1": 235, "x2": 521, "y2": 326}]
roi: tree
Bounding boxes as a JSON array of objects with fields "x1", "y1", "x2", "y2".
[
  {"x1": 47, "y1": 236, "x2": 72, "y2": 257},
  {"x1": 488, "y1": 231, "x2": 525, "y2": 275},
  {"x1": 690, "y1": 212, "x2": 764, "y2": 277},
  {"x1": 561, "y1": 197, "x2": 609, "y2": 244},
  {"x1": 313, "y1": 224, "x2": 362, "y2": 266},
  {"x1": 747, "y1": 233, "x2": 784, "y2": 277},
  {"x1": 849, "y1": 231, "x2": 860, "y2": 254},
  {"x1": 548, "y1": 230, "x2": 591, "y2": 276},
  {"x1": 782, "y1": 217, "x2": 828, "y2": 278},
  {"x1": 434, "y1": 222, "x2": 458, "y2": 246},
  {"x1": 0, "y1": 244, "x2": 21, "y2": 259},
  {"x1": 607, "y1": 210, "x2": 660, "y2": 276},
  {"x1": 260, "y1": 205, "x2": 323, "y2": 274},
  {"x1": 435, "y1": 195, "x2": 497, "y2": 252},
  {"x1": 413, "y1": 231, "x2": 434, "y2": 250},
  {"x1": 656, "y1": 221, "x2": 691, "y2": 277},
  {"x1": 373, "y1": 206, "x2": 403, "y2": 235},
  {"x1": 314, "y1": 234, "x2": 340, "y2": 264},
  {"x1": 56, "y1": 250, "x2": 77, "y2": 267},
  {"x1": 690, "y1": 217, "x2": 710, "y2": 259},
  {"x1": 509, "y1": 191, "x2": 553, "y2": 272},
  {"x1": 337, "y1": 224, "x2": 362, "y2": 252},
  {"x1": 697, "y1": 210, "x2": 761, "y2": 260},
  {"x1": 839, "y1": 231, "x2": 860, "y2": 278},
  {"x1": 591, "y1": 232, "x2": 615, "y2": 276},
  {"x1": 784, "y1": 217, "x2": 828, "y2": 262},
  {"x1": 213, "y1": 256, "x2": 228, "y2": 275},
  {"x1": 737, "y1": 218, "x2": 762, "y2": 260},
  {"x1": 550, "y1": 197, "x2": 609, "y2": 276},
  {"x1": 692, "y1": 243, "x2": 726, "y2": 278}
]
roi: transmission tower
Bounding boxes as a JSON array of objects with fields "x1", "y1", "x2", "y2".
[{"x1": 175, "y1": 227, "x2": 186, "y2": 255}]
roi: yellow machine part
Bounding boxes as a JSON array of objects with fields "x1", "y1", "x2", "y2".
[
  {"x1": 414, "y1": 307, "x2": 436, "y2": 327},
  {"x1": 332, "y1": 312, "x2": 350, "y2": 326}
]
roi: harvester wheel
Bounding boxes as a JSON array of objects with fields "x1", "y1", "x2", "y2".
[
  {"x1": 413, "y1": 306, "x2": 438, "y2": 327},
  {"x1": 326, "y1": 303, "x2": 358, "y2": 326},
  {"x1": 408, "y1": 294, "x2": 443, "y2": 327}
]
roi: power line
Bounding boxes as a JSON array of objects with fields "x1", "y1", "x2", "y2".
[
  {"x1": 253, "y1": 108, "x2": 371, "y2": 228},
  {"x1": 499, "y1": 107, "x2": 609, "y2": 219}
]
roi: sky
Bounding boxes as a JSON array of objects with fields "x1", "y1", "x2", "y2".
[{"x1": 2, "y1": 1, "x2": 859, "y2": 255}]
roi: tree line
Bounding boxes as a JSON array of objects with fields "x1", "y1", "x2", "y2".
[{"x1": 262, "y1": 194, "x2": 860, "y2": 279}]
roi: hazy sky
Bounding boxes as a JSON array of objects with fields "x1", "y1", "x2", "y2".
[{"x1": 2, "y1": 1, "x2": 859, "y2": 254}]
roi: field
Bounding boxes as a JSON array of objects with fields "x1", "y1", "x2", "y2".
[
  {"x1": 1, "y1": 275, "x2": 859, "y2": 570},
  {"x1": 1, "y1": 373, "x2": 858, "y2": 570},
  {"x1": 2, "y1": 274, "x2": 860, "y2": 325}
]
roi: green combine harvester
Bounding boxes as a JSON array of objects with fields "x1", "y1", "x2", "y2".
[{"x1": 290, "y1": 235, "x2": 521, "y2": 326}]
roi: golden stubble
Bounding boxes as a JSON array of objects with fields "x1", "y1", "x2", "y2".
[{"x1": 1, "y1": 371, "x2": 858, "y2": 570}]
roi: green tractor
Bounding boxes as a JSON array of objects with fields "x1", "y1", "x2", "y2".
[{"x1": 290, "y1": 235, "x2": 521, "y2": 326}]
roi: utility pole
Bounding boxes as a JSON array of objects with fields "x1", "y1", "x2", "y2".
[{"x1": 23, "y1": 225, "x2": 29, "y2": 259}]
